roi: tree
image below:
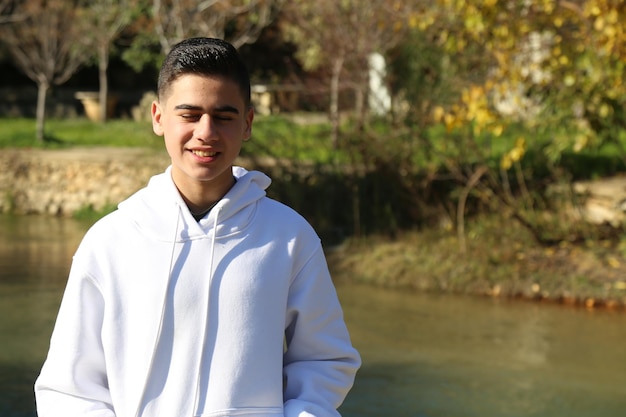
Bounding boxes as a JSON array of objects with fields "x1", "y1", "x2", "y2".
[
  {"x1": 152, "y1": 0, "x2": 285, "y2": 53},
  {"x1": 0, "y1": 0, "x2": 28, "y2": 24},
  {"x1": 406, "y1": 0, "x2": 626, "y2": 244},
  {"x1": 0, "y1": 0, "x2": 19, "y2": 23},
  {"x1": 82, "y1": 0, "x2": 140, "y2": 122},
  {"x1": 416, "y1": 0, "x2": 626, "y2": 160},
  {"x1": 0, "y1": 0, "x2": 91, "y2": 142},
  {"x1": 120, "y1": 0, "x2": 284, "y2": 75},
  {"x1": 278, "y1": 1, "x2": 422, "y2": 237},
  {"x1": 282, "y1": 0, "x2": 413, "y2": 147}
]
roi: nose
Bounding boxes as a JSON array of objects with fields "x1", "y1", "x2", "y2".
[{"x1": 194, "y1": 114, "x2": 217, "y2": 142}]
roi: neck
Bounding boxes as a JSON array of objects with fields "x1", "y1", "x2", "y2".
[
  {"x1": 188, "y1": 199, "x2": 219, "y2": 216},
  {"x1": 181, "y1": 176, "x2": 236, "y2": 217},
  {"x1": 170, "y1": 166, "x2": 237, "y2": 218}
]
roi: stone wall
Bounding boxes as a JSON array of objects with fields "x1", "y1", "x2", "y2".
[
  {"x1": 0, "y1": 148, "x2": 353, "y2": 244},
  {"x1": 0, "y1": 148, "x2": 171, "y2": 216}
]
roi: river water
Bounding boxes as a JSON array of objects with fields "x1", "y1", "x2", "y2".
[{"x1": 1, "y1": 214, "x2": 625, "y2": 417}]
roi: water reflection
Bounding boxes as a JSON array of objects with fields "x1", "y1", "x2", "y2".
[
  {"x1": 1, "y1": 215, "x2": 626, "y2": 417},
  {"x1": 337, "y1": 284, "x2": 626, "y2": 417},
  {"x1": 0, "y1": 215, "x2": 85, "y2": 287},
  {"x1": 0, "y1": 215, "x2": 85, "y2": 417}
]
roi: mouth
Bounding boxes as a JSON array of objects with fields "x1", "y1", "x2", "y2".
[{"x1": 191, "y1": 149, "x2": 218, "y2": 157}]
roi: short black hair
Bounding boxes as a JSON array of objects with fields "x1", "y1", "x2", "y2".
[{"x1": 157, "y1": 37, "x2": 251, "y2": 108}]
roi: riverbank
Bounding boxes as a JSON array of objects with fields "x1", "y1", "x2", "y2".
[
  {"x1": 327, "y1": 215, "x2": 626, "y2": 310},
  {"x1": 2, "y1": 147, "x2": 625, "y2": 310}
]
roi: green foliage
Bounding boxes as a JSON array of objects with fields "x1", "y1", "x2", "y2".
[
  {"x1": 72, "y1": 203, "x2": 117, "y2": 223},
  {"x1": 416, "y1": 0, "x2": 626, "y2": 160},
  {"x1": 121, "y1": 30, "x2": 162, "y2": 73},
  {"x1": 2, "y1": 190, "x2": 15, "y2": 213},
  {"x1": 329, "y1": 212, "x2": 626, "y2": 306},
  {"x1": 3, "y1": 114, "x2": 624, "y2": 177},
  {"x1": 4, "y1": 111, "x2": 626, "y2": 242},
  {"x1": 363, "y1": 0, "x2": 626, "y2": 245},
  {"x1": 387, "y1": 30, "x2": 446, "y2": 128},
  {"x1": 243, "y1": 114, "x2": 345, "y2": 163}
]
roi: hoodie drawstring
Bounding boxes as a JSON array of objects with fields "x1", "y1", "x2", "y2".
[
  {"x1": 192, "y1": 204, "x2": 222, "y2": 416},
  {"x1": 134, "y1": 204, "x2": 182, "y2": 417}
]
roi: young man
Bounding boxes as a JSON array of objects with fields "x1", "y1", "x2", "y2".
[{"x1": 35, "y1": 38, "x2": 360, "y2": 417}]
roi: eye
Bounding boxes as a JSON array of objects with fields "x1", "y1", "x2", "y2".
[
  {"x1": 181, "y1": 113, "x2": 201, "y2": 121},
  {"x1": 213, "y1": 113, "x2": 235, "y2": 121}
]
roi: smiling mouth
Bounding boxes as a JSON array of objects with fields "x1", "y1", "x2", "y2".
[{"x1": 191, "y1": 150, "x2": 218, "y2": 157}]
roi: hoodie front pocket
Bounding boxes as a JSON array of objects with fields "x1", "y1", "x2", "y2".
[{"x1": 197, "y1": 406, "x2": 284, "y2": 417}]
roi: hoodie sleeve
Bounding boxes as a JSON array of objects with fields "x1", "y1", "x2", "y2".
[
  {"x1": 283, "y1": 245, "x2": 361, "y2": 417},
  {"x1": 35, "y1": 260, "x2": 116, "y2": 417}
]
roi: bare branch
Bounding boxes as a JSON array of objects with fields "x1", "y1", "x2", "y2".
[{"x1": 152, "y1": 0, "x2": 284, "y2": 53}]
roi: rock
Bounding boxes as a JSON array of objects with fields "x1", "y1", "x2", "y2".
[
  {"x1": 573, "y1": 176, "x2": 626, "y2": 226},
  {"x1": 1, "y1": 148, "x2": 269, "y2": 216}
]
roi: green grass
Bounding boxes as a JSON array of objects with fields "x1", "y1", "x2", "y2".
[
  {"x1": 0, "y1": 118, "x2": 161, "y2": 149},
  {"x1": 3, "y1": 115, "x2": 625, "y2": 181},
  {"x1": 0, "y1": 115, "x2": 345, "y2": 163}
]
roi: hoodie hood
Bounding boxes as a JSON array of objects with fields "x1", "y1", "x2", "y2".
[
  {"x1": 115, "y1": 165, "x2": 273, "y2": 417},
  {"x1": 117, "y1": 165, "x2": 271, "y2": 242}
]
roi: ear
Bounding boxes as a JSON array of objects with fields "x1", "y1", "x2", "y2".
[
  {"x1": 151, "y1": 100, "x2": 164, "y2": 136},
  {"x1": 243, "y1": 106, "x2": 254, "y2": 142}
]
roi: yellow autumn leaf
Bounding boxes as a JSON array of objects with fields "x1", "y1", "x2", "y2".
[
  {"x1": 500, "y1": 154, "x2": 512, "y2": 170},
  {"x1": 594, "y1": 16, "x2": 605, "y2": 31},
  {"x1": 599, "y1": 103, "x2": 611, "y2": 118},
  {"x1": 509, "y1": 146, "x2": 524, "y2": 162},
  {"x1": 491, "y1": 124, "x2": 504, "y2": 137},
  {"x1": 432, "y1": 106, "x2": 445, "y2": 123},
  {"x1": 607, "y1": 256, "x2": 620, "y2": 268},
  {"x1": 573, "y1": 134, "x2": 588, "y2": 152},
  {"x1": 443, "y1": 113, "x2": 458, "y2": 131},
  {"x1": 553, "y1": 16, "x2": 564, "y2": 27}
]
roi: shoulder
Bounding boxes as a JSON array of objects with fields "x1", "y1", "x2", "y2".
[
  {"x1": 76, "y1": 209, "x2": 131, "y2": 254},
  {"x1": 258, "y1": 197, "x2": 316, "y2": 233},
  {"x1": 87, "y1": 208, "x2": 127, "y2": 235},
  {"x1": 253, "y1": 197, "x2": 323, "y2": 255}
]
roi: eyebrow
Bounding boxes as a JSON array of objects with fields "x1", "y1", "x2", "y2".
[{"x1": 174, "y1": 104, "x2": 240, "y2": 114}]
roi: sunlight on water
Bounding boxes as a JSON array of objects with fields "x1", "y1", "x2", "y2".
[
  {"x1": 0, "y1": 215, "x2": 85, "y2": 417},
  {"x1": 337, "y1": 284, "x2": 626, "y2": 417},
  {"x1": 1, "y1": 215, "x2": 626, "y2": 417}
]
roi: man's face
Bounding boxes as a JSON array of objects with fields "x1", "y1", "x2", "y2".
[{"x1": 151, "y1": 73, "x2": 253, "y2": 195}]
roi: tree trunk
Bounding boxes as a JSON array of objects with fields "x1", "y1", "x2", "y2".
[
  {"x1": 98, "y1": 42, "x2": 109, "y2": 123},
  {"x1": 329, "y1": 55, "x2": 344, "y2": 149},
  {"x1": 354, "y1": 83, "x2": 365, "y2": 131},
  {"x1": 36, "y1": 79, "x2": 49, "y2": 143}
]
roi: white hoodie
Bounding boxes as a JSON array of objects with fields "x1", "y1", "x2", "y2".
[{"x1": 35, "y1": 166, "x2": 360, "y2": 417}]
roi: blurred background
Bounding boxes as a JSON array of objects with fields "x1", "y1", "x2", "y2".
[{"x1": 1, "y1": 0, "x2": 626, "y2": 416}]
